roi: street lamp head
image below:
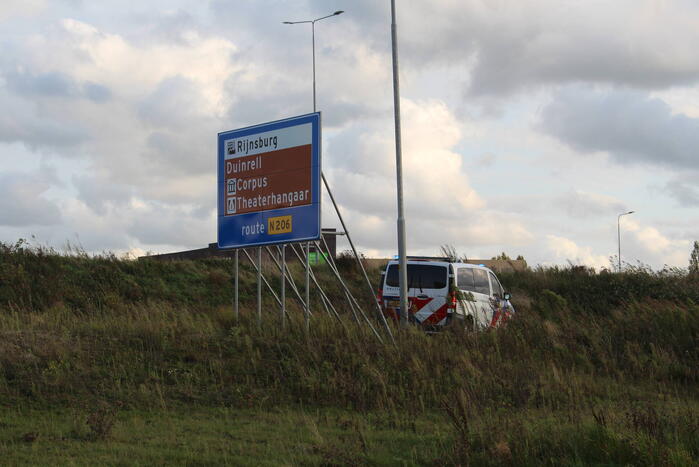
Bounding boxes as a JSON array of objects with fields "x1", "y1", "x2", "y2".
[
  {"x1": 284, "y1": 11, "x2": 343, "y2": 25},
  {"x1": 628, "y1": 210, "x2": 635, "y2": 214}
]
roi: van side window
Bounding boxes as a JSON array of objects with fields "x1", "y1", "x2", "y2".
[
  {"x1": 457, "y1": 268, "x2": 476, "y2": 292},
  {"x1": 489, "y1": 272, "x2": 504, "y2": 299},
  {"x1": 473, "y1": 269, "x2": 490, "y2": 295}
]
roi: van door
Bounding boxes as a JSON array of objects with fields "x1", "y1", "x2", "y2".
[
  {"x1": 382, "y1": 263, "x2": 449, "y2": 326},
  {"x1": 407, "y1": 263, "x2": 449, "y2": 326},
  {"x1": 455, "y1": 267, "x2": 495, "y2": 330}
]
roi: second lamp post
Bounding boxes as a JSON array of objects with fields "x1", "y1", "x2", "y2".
[
  {"x1": 617, "y1": 210, "x2": 635, "y2": 272},
  {"x1": 283, "y1": 10, "x2": 344, "y2": 112}
]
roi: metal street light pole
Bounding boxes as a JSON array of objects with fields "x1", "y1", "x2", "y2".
[
  {"x1": 283, "y1": 10, "x2": 395, "y2": 343},
  {"x1": 617, "y1": 210, "x2": 635, "y2": 272},
  {"x1": 283, "y1": 10, "x2": 344, "y2": 113},
  {"x1": 390, "y1": 0, "x2": 409, "y2": 326},
  {"x1": 283, "y1": 10, "x2": 343, "y2": 332}
]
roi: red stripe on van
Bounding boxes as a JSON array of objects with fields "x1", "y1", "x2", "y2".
[{"x1": 424, "y1": 304, "x2": 448, "y2": 324}]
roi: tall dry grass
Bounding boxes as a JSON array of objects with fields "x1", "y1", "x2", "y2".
[{"x1": 1, "y1": 240, "x2": 698, "y2": 463}]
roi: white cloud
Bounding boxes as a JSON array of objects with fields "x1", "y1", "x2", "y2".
[
  {"x1": 623, "y1": 218, "x2": 671, "y2": 254},
  {"x1": 0, "y1": 17, "x2": 236, "y2": 207},
  {"x1": 326, "y1": 97, "x2": 534, "y2": 257},
  {"x1": 545, "y1": 235, "x2": 609, "y2": 269},
  {"x1": 651, "y1": 87, "x2": 699, "y2": 119},
  {"x1": 56, "y1": 18, "x2": 236, "y2": 115},
  {"x1": 330, "y1": 98, "x2": 483, "y2": 218},
  {"x1": 620, "y1": 218, "x2": 691, "y2": 267},
  {"x1": 0, "y1": 0, "x2": 697, "y2": 270}
]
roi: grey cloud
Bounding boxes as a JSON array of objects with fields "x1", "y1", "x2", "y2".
[
  {"x1": 209, "y1": 0, "x2": 363, "y2": 44},
  {"x1": 470, "y1": 153, "x2": 496, "y2": 169},
  {"x1": 213, "y1": 1, "x2": 699, "y2": 103},
  {"x1": 320, "y1": 99, "x2": 385, "y2": 128},
  {"x1": 211, "y1": 1, "x2": 388, "y2": 128},
  {"x1": 466, "y1": 27, "x2": 699, "y2": 97},
  {"x1": 126, "y1": 205, "x2": 212, "y2": 247},
  {"x1": 123, "y1": 9, "x2": 198, "y2": 45},
  {"x1": 540, "y1": 87, "x2": 699, "y2": 170},
  {"x1": 336, "y1": 203, "x2": 533, "y2": 256},
  {"x1": 6, "y1": 70, "x2": 77, "y2": 97},
  {"x1": 137, "y1": 76, "x2": 221, "y2": 180},
  {"x1": 226, "y1": 77, "x2": 384, "y2": 130},
  {"x1": 72, "y1": 174, "x2": 134, "y2": 212},
  {"x1": 144, "y1": 129, "x2": 216, "y2": 178},
  {"x1": 488, "y1": 194, "x2": 547, "y2": 215},
  {"x1": 0, "y1": 171, "x2": 62, "y2": 226},
  {"x1": 138, "y1": 76, "x2": 203, "y2": 129},
  {"x1": 4, "y1": 70, "x2": 111, "y2": 102},
  {"x1": 0, "y1": 119, "x2": 86, "y2": 149},
  {"x1": 0, "y1": 67, "x2": 109, "y2": 151},
  {"x1": 83, "y1": 82, "x2": 111, "y2": 102},
  {"x1": 662, "y1": 178, "x2": 699, "y2": 207},
  {"x1": 226, "y1": 86, "x2": 311, "y2": 129},
  {"x1": 553, "y1": 190, "x2": 627, "y2": 219},
  {"x1": 191, "y1": 204, "x2": 214, "y2": 220},
  {"x1": 383, "y1": 2, "x2": 699, "y2": 97},
  {"x1": 325, "y1": 121, "x2": 392, "y2": 173},
  {"x1": 0, "y1": 91, "x2": 88, "y2": 148}
]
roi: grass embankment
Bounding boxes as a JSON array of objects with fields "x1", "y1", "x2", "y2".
[{"x1": 0, "y1": 241, "x2": 698, "y2": 465}]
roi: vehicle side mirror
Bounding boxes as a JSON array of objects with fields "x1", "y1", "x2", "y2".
[{"x1": 504, "y1": 292, "x2": 512, "y2": 301}]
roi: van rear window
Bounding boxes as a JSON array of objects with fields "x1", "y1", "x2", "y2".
[{"x1": 385, "y1": 264, "x2": 447, "y2": 289}]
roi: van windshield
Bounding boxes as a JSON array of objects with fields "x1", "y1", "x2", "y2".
[{"x1": 385, "y1": 264, "x2": 447, "y2": 289}]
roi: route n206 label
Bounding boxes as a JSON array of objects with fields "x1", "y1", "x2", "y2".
[{"x1": 268, "y1": 215, "x2": 292, "y2": 235}]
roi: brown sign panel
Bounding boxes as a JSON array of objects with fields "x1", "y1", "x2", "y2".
[{"x1": 224, "y1": 145, "x2": 313, "y2": 216}]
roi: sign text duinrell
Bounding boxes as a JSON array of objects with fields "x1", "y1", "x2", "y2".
[{"x1": 217, "y1": 113, "x2": 321, "y2": 248}]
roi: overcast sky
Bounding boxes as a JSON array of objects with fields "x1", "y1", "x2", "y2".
[{"x1": 1, "y1": 0, "x2": 698, "y2": 269}]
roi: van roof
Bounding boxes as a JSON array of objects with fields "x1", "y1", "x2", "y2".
[
  {"x1": 404, "y1": 256, "x2": 452, "y2": 261},
  {"x1": 385, "y1": 259, "x2": 495, "y2": 273}
]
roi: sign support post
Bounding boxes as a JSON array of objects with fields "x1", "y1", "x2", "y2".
[
  {"x1": 320, "y1": 175, "x2": 394, "y2": 342},
  {"x1": 281, "y1": 245, "x2": 286, "y2": 329},
  {"x1": 234, "y1": 249, "x2": 239, "y2": 323},
  {"x1": 305, "y1": 242, "x2": 310, "y2": 333},
  {"x1": 257, "y1": 247, "x2": 262, "y2": 328},
  {"x1": 267, "y1": 245, "x2": 307, "y2": 307}
]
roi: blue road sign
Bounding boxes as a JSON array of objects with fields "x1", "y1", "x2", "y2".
[{"x1": 218, "y1": 113, "x2": 321, "y2": 249}]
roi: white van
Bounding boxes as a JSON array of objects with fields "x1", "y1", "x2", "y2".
[{"x1": 379, "y1": 257, "x2": 514, "y2": 330}]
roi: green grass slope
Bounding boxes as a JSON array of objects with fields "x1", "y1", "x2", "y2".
[{"x1": 0, "y1": 241, "x2": 698, "y2": 465}]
